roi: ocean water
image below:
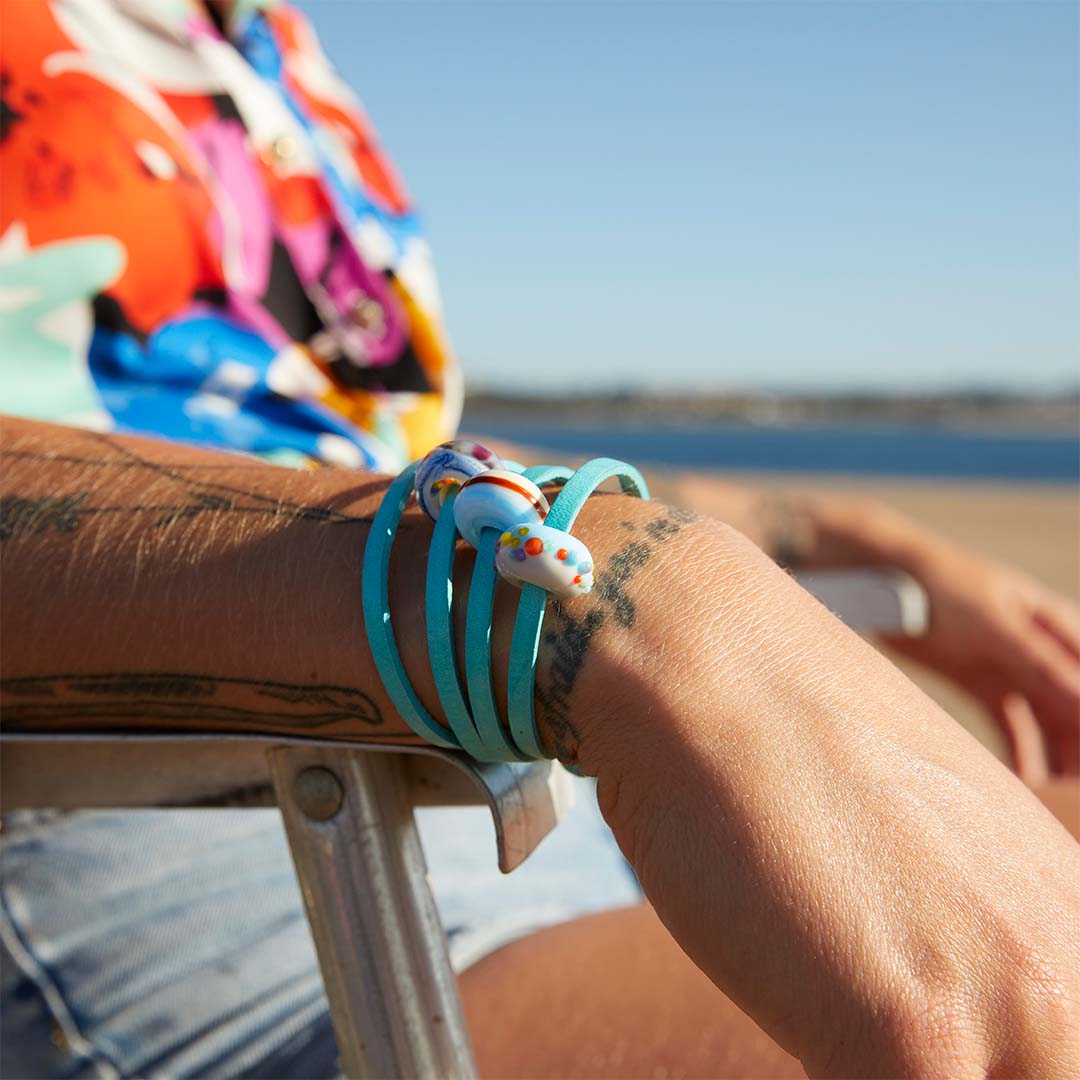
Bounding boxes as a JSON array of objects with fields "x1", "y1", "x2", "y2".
[{"x1": 462, "y1": 417, "x2": 1079, "y2": 484}]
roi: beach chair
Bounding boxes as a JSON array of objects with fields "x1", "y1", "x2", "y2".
[{"x1": 0, "y1": 567, "x2": 926, "y2": 1079}]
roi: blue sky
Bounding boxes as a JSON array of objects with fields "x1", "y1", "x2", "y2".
[{"x1": 298, "y1": 0, "x2": 1078, "y2": 393}]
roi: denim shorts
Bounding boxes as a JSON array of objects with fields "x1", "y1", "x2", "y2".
[{"x1": 0, "y1": 775, "x2": 639, "y2": 1079}]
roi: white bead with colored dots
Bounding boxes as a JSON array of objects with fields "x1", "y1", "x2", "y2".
[
  {"x1": 452, "y1": 469, "x2": 550, "y2": 548},
  {"x1": 414, "y1": 447, "x2": 593, "y2": 602},
  {"x1": 495, "y1": 523, "x2": 595, "y2": 601}
]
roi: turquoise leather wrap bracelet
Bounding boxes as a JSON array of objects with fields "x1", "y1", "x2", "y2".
[
  {"x1": 463, "y1": 465, "x2": 574, "y2": 761},
  {"x1": 363, "y1": 451, "x2": 648, "y2": 760},
  {"x1": 425, "y1": 486, "x2": 493, "y2": 758},
  {"x1": 362, "y1": 459, "x2": 460, "y2": 750},
  {"x1": 507, "y1": 459, "x2": 649, "y2": 759}
]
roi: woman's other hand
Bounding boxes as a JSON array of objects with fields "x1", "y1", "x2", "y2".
[
  {"x1": 665, "y1": 474, "x2": 1080, "y2": 780},
  {"x1": 888, "y1": 541, "x2": 1080, "y2": 779}
]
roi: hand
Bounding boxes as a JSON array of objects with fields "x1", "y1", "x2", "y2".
[
  {"x1": 660, "y1": 474, "x2": 1080, "y2": 781},
  {"x1": 889, "y1": 540, "x2": 1080, "y2": 779},
  {"x1": 555, "y1": 512, "x2": 1080, "y2": 1078}
]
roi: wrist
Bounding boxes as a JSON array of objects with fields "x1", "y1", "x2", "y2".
[
  {"x1": 529, "y1": 494, "x2": 714, "y2": 766},
  {"x1": 534, "y1": 502, "x2": 765, "y2": 776},
  {"x1": 370, "y1": 476, "x2": 694, "y2": 761}
]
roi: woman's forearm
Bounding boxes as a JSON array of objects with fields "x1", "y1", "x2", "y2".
[
  {"x1": 0, "y1": 416, "x2": 420, "y2": 741},
  {"x1": 4, "y1": 417, "x2": 1078, "y2": 1077},
  {"x1": 0, "y1": 415, "x2": 666, "y2": 752},
  {"x1": 560, "y1": 517, "x2": 1080, "y2": 1077}
]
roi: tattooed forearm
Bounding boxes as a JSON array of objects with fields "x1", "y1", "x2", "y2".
[
  {"x1": 0, "y1": 446, "x2": 288, "y2": 472},
  {"x1": 1, "y1": 419, "x2": 421, "y2": 749},
  {"x1": 536, "y1": 504, "x2": 697, "y2": 761},
  {"x1": 0, "y1": 672, "x2": 389, "y2": 740},
  {"x1": 1, "y1": 419, "x2": 705, "y2": 759},
  {"x1": 0, "y1": 489, "x2": 369, "y2": 540},
  {"x1": 0, "y1": 433, "x2": 378, "y2": 540}
]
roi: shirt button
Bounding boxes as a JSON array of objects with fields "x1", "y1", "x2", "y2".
[
  {"x1": 270, "y1": 134, "x2": 298, "y2": 162},
  {"x1": 351, "y1": 296, "x2": 386, "y2": 337}
]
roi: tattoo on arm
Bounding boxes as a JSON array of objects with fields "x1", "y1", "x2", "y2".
[
  {"x1": 1, "y1": 672, "x2": 389, "y2": 740},
  {"x1": 535, "y1": 504, "x2": 697, "y2": 762},
  {"x1": 0, "y1": 493, "x2": 91, "y2": 539},
  {"x1": 0, "y1": 432, "x2": 379, "y2": 541},
  {"x1": 0, "y1": 430, "x2": 400, "y2": 743},
  {"x1": 3, "y1": 429, "x2": 703, "y2": 759}
]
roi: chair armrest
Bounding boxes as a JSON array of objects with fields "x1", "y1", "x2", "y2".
[
  {"x1": 0, "y1": 736, "x2": 575, "y2": 872},
  {"x1": 794, "y1": 568, "x2": 929, "y2": 637}
]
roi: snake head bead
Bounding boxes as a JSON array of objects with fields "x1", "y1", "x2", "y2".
[
  {"x1": 414, "y1": 440, "x2": 502, "y2": 522},
  {"x1": 452, "y1": 469, "x2": 550, "y2": 548},
  {"x1": 495, "y1": 523, "x2": 594, "y2": 601}
]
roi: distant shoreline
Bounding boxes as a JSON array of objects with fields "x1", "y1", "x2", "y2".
[
  {"x1": 461, "y1": 411, "x2": 1078, "y2": 484},
  {"x1": 464, "y1": 390, "x2": 1079, "y2": 436}
]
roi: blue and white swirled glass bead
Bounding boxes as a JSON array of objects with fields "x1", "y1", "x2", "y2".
[{"x1": 414, "y1": 440, "x2": 502, "y2": 522}]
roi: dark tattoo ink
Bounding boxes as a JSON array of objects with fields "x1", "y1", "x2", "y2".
[
  {"x1": 0, "y1": 447, "x2": 278, "y2": 473},
  {"x1": 644, "y1": 517, "x2": 680, "y2": 542},
  {"x1": 0, "y1": 672, "x2": 388, "y2": 739},
  {"x1": 594, "y1": 540, "x2": 652, "y2": 628},
  {"x1": 65, "y1": 673, "x2": 215, "y2": 699},
  {"x1": 0, "y1": 488, "x2": 372, "y2": 540},
  {"x1": 0, "y1": 433, "x2": 378, "y2": 536},
  {"x1": 534, "y1": 507, "x2": 695, "y2": 761},
  {"x1": 0, "y1": 492, "x2": 90, "y2": 539},
  {"x1": 91, "y1": 432, "x2": 375, "y2": 525},
  {"x1": 537, "y1": 607, "x2": 605, "y2": 759}
]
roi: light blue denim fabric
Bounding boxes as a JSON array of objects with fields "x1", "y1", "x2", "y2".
[{"x1": 0, "y1": 776, "x2": 639, "y2": 1079}]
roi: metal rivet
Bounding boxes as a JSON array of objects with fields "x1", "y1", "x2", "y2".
[{"x1": 293, "y1": 766, "x2": 344, "y2": 821}]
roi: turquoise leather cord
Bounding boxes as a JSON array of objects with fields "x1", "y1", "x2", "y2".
[
  {"x1": 520, "y1": 466, "x2": 576, "y2": 489},
  {"x1": 362, "y1": 461, "x2": 460, "y2": 750},
  {"x1": 364, "y1": 456, "x2": 646, "y2": 761},
  {"x1": 463, "y1": 465, "x2": 574, "y2": 761},
  {"x1": 507, "y1": 459, "x2": 649, "y2": 759},
  {"x1": 424, "y1": 487, "x2": 493, "y2": 759},
  {"x1": 463, "y1": 530, "x2": 526, "y2": 761}
]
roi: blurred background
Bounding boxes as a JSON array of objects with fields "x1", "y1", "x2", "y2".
[
  {"x1": 301, "y1": 0, "x2": 1078, "y2": 746},
  {"x1": 301, "y1": 0, "x2": 1076, "y2": 473}
]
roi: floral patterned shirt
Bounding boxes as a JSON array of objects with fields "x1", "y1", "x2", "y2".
[{"x1": 1, "y1": 0, "x2": 462, "y2": 470}]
